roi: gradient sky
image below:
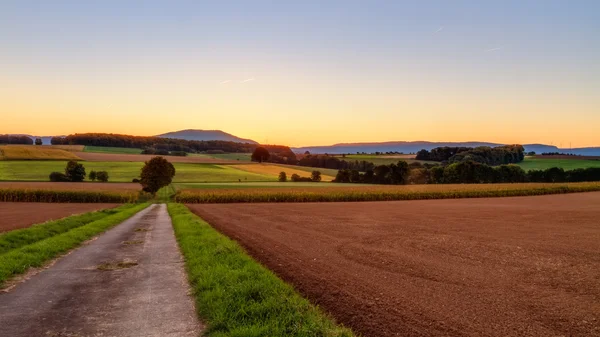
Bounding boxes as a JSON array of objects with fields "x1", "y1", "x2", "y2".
[{"x1": 1, "y1": 1, "x2": 599, "y2": 147}]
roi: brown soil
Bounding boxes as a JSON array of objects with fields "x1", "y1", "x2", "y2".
[
  {"x1": 74, "y1": 151, "x2": 242, "y2": 163},
  {"x1": 0, "y1": 203, "x2": 119, "y2": 232},
  {"x1": 188, "y1": 192, "x2": 600, "y2": 337},
  {"x1": 0, "y1": 182, "x2": 139, "y2": 192}
]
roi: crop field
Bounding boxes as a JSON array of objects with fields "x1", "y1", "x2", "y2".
[
  {"x1": 233, "y1": 163, "x2": 337, "y2": 181},
  {"x1": 83, "y1": 146, "x2": 143, "y2": 154},
  {"x1": 189, "y1": 192, "x2": 600, "y2": 337},
  {"x1": 202, "y1": 153, "x2": 252, "y2": 161},
  {"x1": 175, "y1": 181, "x2": 600, "y2": 203},
  {"x1": 0, "y1": 161, "x2": 274, "y2": 182},
  {"x1": 335, "y1": 154, "x2": 436, "y2": 165},
  {"x1": 0, "y1": 146, "x2": 82, "y2": 161},
  {"x1": 0, "y1": 182, "x2": 140, "y2": 192},
  {"x1": 0, "y1": 203, "x2": 120, "y2": 232},
  {"x1": 518, "y1": 156, "x2": 600, "y2": 171},
  {"x1": 273, "y1": 164, "x2": 340, "y2": 177},
  {"x1": 174, "y1": 181, "x2": 358, "y2": 189},
  {"x1": 73, "y1": 151, "x2": 242, "y2": 163}
]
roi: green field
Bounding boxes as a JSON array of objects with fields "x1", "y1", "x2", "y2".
[
  {"x1": 0, "y1": 161, "x2": 275, "y2": 182},
  {"x1": 84, "y1": 146, "x2": 143, "y2": 154},
  {"x1": 273, "y1": 164, "x2": 339, "y2": 177},
  {"x1": 517, "y1": 157, "x2": 600, "y2": 171},
  {"x1": 337, "y1": 154, "x2": 435, "y2": 166},
  {"x1": 204, "y1": 153, "x2": 252, "y2": 161}
]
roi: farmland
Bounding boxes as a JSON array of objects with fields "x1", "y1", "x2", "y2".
[
  {"x1": 175, "y1": 181, "x2": 600, "y2": 203},
  {"x1": 0, "y1": 161, "x2": 274, "y2": 182},
  {"x1": 334, "y1": 154, "x2": 436, "y2": 165},
  {"x1": 233, "y1": 163, "x2": 337, "y2": 181},
  {"x1": 0, "y1": 145, "x2": 82, "y2": 161},
  {"x1": 188, "y1": 192, "x2": 600, "y2": 337},
  {"x1": 83, "y1": 146, "x2": 143, "y2": 154},
  {"x1": 0, "y1": 203, "x2": 120, "y2": 232},
  {"x1": 518, "y1": 156, "x2": 600, "y2": 171}
]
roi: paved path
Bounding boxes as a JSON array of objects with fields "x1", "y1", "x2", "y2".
[{"x1": 0, "y1": 204, "x2": 202, "y2": 337}]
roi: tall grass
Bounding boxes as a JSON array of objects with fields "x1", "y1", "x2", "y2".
[
  {"x1": 0, "y1": 203, "x2": 149, "y2": 287},
  {"x1": 175, "y1": 182, "x2": 600, "y2": 203},
  {"x1": 167, "y1": 203, "x2": 353, "y2": 336},
  {"x1": 0, "y1": 204, "x2": 136, "y2": 254},
  {"x1": 0, "y1": 188, "x2": 137, "y2": 203}
]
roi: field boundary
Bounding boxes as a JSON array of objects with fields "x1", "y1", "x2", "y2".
[
  {"x1": 167, "y1": 203, "x2": 353, "y2": 336},
  {"x1": 0, "y1": 188, "x2": 138, "y2": 203},
  {"x1": 175, "y1": 183, "x2": 600, "y2": 203},
  {"x1": 0, "y1": 203, "x2": 149, "y2": 288}
]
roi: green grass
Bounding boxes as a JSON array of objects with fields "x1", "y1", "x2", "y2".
[
  {"x1": 517, "y1": 157, "x2": 600, "y2": 171},
  {"x1": 167, "y1": 203, "x2": 353, "y2": 336},
  {"x1": 84, "y1": 146, "x2": 143, "y2": 154},
  {"x1": 0, "y1": 204, "x2": 135, "y2": 254},
  {"x1": 337, "y1": 154, "x2": 435, "y2": 166},
  {"x1": 273, "y1": 164, "x2": 339, "y2": 177},
  {"x1": 0, "y1": 161, "x2": 275, "y2": 183},
  {"x1": 204, "y1": 153, "x2": 252, "y2": 161},
  {"x1": 0, "y1": 203, "x2": 149, "y2": 287}
]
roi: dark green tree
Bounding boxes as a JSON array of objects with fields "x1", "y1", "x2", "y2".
[
  {"x1": 139, "y1": 157, "x2": 176, "y2": 195},
  {"x1": 65, "y1": 161, "x2": 86, "y2": 182},
  {"x1": 311, "y1": 171, "x2": 322, "y2": 182},
  {"x1": 89, "y1": 170, "x2": 97, "y2": 181},
  {"x1": 251, "y1": 146, "x2": 270, "y2": 163},
  {"x1": 278, "y1": 171, "x2": 287, "y2": 182},
  {"x1": 96, "y1": 171, "x2": 109, "y2": 182},
  {"x1": 35, "y1": 138, "x2": 43, "y2": 145}
]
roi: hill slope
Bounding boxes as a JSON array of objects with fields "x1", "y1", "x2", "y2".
[{"x1": 156, "y1": 129, "x2": 257, "y2": 144}]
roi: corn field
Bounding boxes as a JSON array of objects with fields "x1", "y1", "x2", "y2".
[
  {"x1": 0, "y1": 188, "x2": 138, "y2": 203},
  {"x1": 175, "y1": 182, "x2": 600, "y2": 203}
]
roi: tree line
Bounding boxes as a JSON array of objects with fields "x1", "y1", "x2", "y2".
[
  {"x1": 0, "y1": 135, "x2": 33, "y2": 145},
  {"x1": 416, "y1": 145, "x2": 524, "y2": 166},
  {"x1": 51, "y1": 133, "x2": 296, "y2": 159},
  {"x1": 49, "y1": 161, "x2": 110, "y2": 182},
  {"x1": 334, "y1": 160, "x2": 600, "y2": 185}
]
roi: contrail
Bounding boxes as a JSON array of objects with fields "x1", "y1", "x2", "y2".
[
  {"x1": 219, "y1": 80, "x2": 231, "y2": 84},
  {"x1": 240, "y1": 78, "x2": 255, "y2": 83},
  {"x1": 484, "y1": 47, "x2": 502, "y2": 52},
  {"x1": 434, "y1": 26, "x2": 444, "y2": 33}
]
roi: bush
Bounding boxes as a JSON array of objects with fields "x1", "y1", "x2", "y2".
[
  {"x1": 311, "y1": 171, "x2": 322, "y2": 182},
  {"x1": 89, "y1": 170, "x2": 97, "y2": 181},
  {"x1": 96, "y1": 171, "x2": 109, "y2": 182},
  {"x1": 49, "y1": 172, "x2": 70, "y2": 182},
  {"x1": 278, "y1": 172, "x2": 287, "y2": 182},
  {"x1": 132, "y1": 178, "x2": 140, "y2": 183},
  {"x1": 65, "y1": 161, "x2": 86, "y2": 182},
  {"x1": 291, "y1": 174, "x2": 313, "y2": 182},
  {"x1": 169, "y1": 151, "x2": 188, "y2": 156},
  {"x1": 35, "y1": 138, "x2": 43, "y2": 145}
]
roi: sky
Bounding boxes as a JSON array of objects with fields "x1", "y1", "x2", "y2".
[{"x1": 1, "y1": 1, "x2": 599, "y2": 147}]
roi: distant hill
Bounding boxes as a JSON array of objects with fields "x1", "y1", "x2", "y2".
[
  {"x1": 293, "y1": 141, "x2": 600, "y2": 156},
  {"x1": 156, "y1": 129, "x2": 257, "y2": 144}
]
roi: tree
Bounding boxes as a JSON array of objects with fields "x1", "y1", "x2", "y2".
[
  {"x1": 35, "y1": 138, "x2": 43, "y2": 145},
  {"x1": 89, "y1": 170, "x2": 97, "y2": 181},
  {"x1": 49, "y1": 172, "x2": 70, "y2": 182},
  {"x1": 311, "y1": 171, "x2": 322, "y2": 182},
  {"x1": 65, "y1": 161, "x2": 86, "y2": 182},
  {"x1": 290, "y1": 173, "x2": 301, "y2": 182},
  {"x1": 96, "y1": 171, "x2": 109, "y2": 182},
  {"x1": 251, "y1": 146, "x2": 270, "y2": 163},
  {"x1": 140, "y1": 157, "x2": 176, "y2": 195},
  {"x1": 278, "y1": 171, "x2": 287, "y2": 182}
]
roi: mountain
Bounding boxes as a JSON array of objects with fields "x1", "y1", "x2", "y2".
[
  {"x1": 292, "y1": 141, "x2": 600, "y2": 156},
  {"x1": 156, "y1": 129, "x2": 258, "y2": 144}
]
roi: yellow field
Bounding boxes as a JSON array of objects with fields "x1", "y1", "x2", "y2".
[
  {"x1": 0, "y1": 145, "x2": 82, "y2": 161},
  {"x1": 232, "y1": 164, "x2": 336, "y2": 181},
  {"x1": 46, "y1": 145, "x2": 85, "y2": 151}
]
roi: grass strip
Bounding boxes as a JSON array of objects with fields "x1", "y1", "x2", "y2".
[
  {"x1": 167, "y1": 203, "x2": 354, "y2": 337},
  {"x1": 175, "y1": 182, "x2": 600, "y2": 203},
  {"x1": 0, "y1": 204, "x2": 136, "y2": 254},
  {"x1": 0, "y1": 188, "x2": 137, "y2": 203},
  {"x1": 0, "y1": 203, "x2": 149, "y2": 287}
]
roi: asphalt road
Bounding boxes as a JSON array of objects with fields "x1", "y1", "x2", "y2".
[{"x1": 0, "y1": 204, "x2": 202, "y2": 337}]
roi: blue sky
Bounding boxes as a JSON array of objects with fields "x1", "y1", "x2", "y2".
[{"x1": 1, "y1": 1, "x2": 598, "y2": 146}]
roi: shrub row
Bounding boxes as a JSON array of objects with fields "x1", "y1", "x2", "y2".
[
  {"x1": 0, "y1": 189, "x2": 137, "y2": 203},
  {"x1": 174, "y1": 183, "x2": 600, "y2": 203}
]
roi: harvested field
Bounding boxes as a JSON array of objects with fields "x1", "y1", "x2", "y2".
[
  {"x1": 189, "y1": 192, "x2": 600, "y2": 337},
  {"x1": 74, "y1": 151, "x2": 242, "y2": 164},
  {"x1": 0, "y1": 182, "x2": 139, "y2": 192},
  {"x1": 0, "y1": 202, "x2": 119, "y2": 232},
  {"x1": 0, "y1": 145, "x2": 82, "y2": 161},
  {"x1": 233, "y1": 163, "x2": 336, "y2": 181}
]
